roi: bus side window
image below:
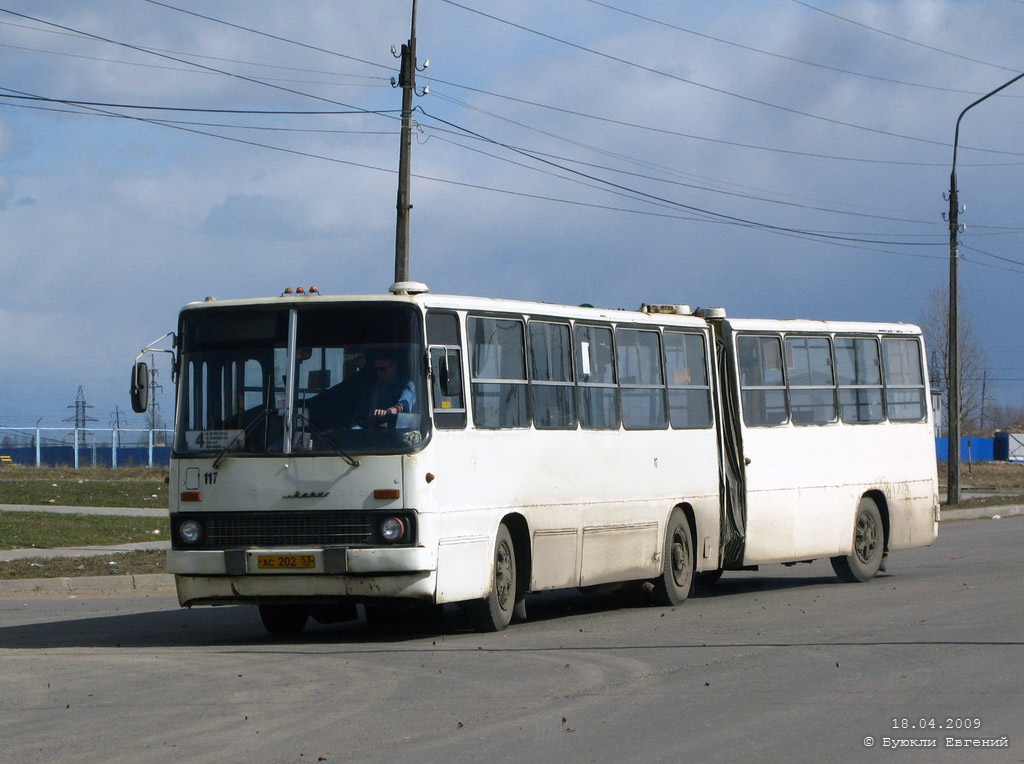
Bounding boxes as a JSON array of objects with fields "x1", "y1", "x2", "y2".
[
  {"x1": 427, "y1": 311, "x2": 466, "y2": 429},
  {"x1": 883, "y1": 337, "x2": 927, "y2": 422},
  {"x1": 664, "y1": 331, "x2": 712, "y2": 429},
  {"x1": 835, "y1": 336, "x2": 884, "y2": 423},
  {"x1": 575, "y1": 324, "x2": 619, "y2": 430},
  {"x1": 737, "y1": 335, "x2": 788, "y2": 427},
  {"x1": 468, "y1": 316, "x2": 530, "y2": 429},
  {"x1": 528, "y1": 321, "x2": 576, "y2": 429},
  {"x1": 616, "y1": 327, "x2": 667, "y2": 429},
  {"x1": 785, "y1": 335, "x2": 837, "y2": 426}
]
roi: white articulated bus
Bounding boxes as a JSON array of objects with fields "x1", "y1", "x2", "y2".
[{"x1": 130, "y1": 283, "x2": 939, "y2": 634}]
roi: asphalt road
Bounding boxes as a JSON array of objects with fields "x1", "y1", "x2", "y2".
[{"x1": 0, "y1": 515, "x2": 1021, "y2": 764}]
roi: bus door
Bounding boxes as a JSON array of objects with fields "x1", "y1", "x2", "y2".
[{"x1": 708, "y1": 319, "x2": 747, "y2": 569}]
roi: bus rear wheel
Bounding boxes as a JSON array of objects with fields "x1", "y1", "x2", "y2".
[
  {"x1": 258, "y1": 604, "x2": 309, "y2": 635},
  {"x1": 831, "y1": 497, "x2": 884, "y2": 583},
  {"x1": 465, "y1": 523, "x2": 518, "y2": 632},
  {"x1": 650, "y1": 509, "x2": 694, "y2": 606}
]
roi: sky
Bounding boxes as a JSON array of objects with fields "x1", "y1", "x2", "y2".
[{"x1": 1, "y1": 0, "x2": 1023, "y2": 437}]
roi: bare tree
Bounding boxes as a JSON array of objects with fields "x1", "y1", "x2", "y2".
[
  {"x1": 985, "y1": 402, "x2": 1024, "y2": 433},
  {"x1": 919, "y1": 287, "x2": 989, "y2": 435}
]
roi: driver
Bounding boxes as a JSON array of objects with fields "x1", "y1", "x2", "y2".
[{"x1": 353, "y1": 353, "x2": 415, "y2": 428}]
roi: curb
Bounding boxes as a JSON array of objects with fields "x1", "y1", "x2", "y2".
[
  {"x1": 0, "y1": 540, "x2": 169, "y2": 562},
  {"x1": 0, "y1": 504, "x2": 167, "y2": 517},
  {"x1": 0, "y1": 573, "x2": 174, "y2": 596},
  {"x1": 940, "y1": 504, "x2": 1024, "y2": 521}
]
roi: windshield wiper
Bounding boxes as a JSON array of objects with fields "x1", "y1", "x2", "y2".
[
  {"x1": 295, "y1": 413, "x2": 360, "y2": 468},
  {"x1": 212, "y1": 408, "x2": 270, "y2": 469}
]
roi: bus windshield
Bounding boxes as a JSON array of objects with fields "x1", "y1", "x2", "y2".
[{"x1": 174, "y1": 303, "x2": 429, "y2": 457}]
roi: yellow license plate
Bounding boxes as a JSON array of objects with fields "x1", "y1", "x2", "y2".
[{"x1": 256, "y1": 554, "x2": 316, "y2": 570}]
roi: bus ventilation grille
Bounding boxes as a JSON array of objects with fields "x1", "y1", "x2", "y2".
[{"x1": 203, "y1": 512, "x2": 375, "y2": 547}]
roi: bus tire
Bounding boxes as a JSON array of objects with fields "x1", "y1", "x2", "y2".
[
  {"x1": 650, "y1": 509, "x2": 694, "y2": 606},
  {"x1": 465, "y1": 523, "x2": 517, "y2": 632},
  {"x1": 831, "y1": 497, "x2": 884, "y2": 583},
  {"x1": 258, "y1": 604, "x2": 308, "y2": 635}
]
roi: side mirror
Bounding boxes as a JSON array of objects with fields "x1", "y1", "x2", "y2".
[
  {"x1": 130, "y1": 362, "x2": 149, "y2": 413},
  {"x1": 438, "y1": 352, "x2": 451, "y2": 395},
  {"x1": 440, "y1": 350, "x2": 462, "y2": 397}
]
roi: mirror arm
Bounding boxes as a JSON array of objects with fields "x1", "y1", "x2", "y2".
[
  {"x1": 134, "y1": 332, "x2": 177, "y2": 365},
  {"x1": 135, "y1": 332, "x2": 179, "y2": 382}
]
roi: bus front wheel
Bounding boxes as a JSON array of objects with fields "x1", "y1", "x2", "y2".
[
  {"x1": 465, "y1": 523, "x2": 518, "y2": 632},
  {"x1": 650, "y1": 509, "x2": 694, "y2": 606},
  {"x1": 831, "y1": 497, "x2": 884, "y2": 583}
]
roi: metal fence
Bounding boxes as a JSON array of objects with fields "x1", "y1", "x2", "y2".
[{"x1": 0, "y1": 427, "x2": 173, "y2": 468}]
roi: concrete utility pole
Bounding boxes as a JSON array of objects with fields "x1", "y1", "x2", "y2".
[
  {"x1": 394, "y1": 0, "x2": 421, "y2": 284},
  {"x1": 946, "y1": 71, "x2": 1024, "y2": 505}
]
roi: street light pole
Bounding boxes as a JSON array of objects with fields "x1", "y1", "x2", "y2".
[{"x1": 946, "y1": 71, "x2": 1024, "y2": 505}]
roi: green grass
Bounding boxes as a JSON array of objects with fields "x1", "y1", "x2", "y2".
[
  {"x1": 942, "y1": 460, "x2": 1024, "y2": 490},
  {"x1": 0, "y1": 550, "x2": 167, "y2": 580},
  {"x1": 0, "y1": 511, "x2": 169, "y2": 551},
  {"x1": 0, "y1": 465, "x2": 168, "y2": 508}
]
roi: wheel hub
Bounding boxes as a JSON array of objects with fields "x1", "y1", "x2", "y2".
[
  {"x1": 854, "y1": 513, "x2": 878, "y2": 563},
  {"x1": 495, "y1": 540, "x2": 513, "y2": 609}
]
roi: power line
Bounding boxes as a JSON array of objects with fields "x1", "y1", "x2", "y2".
[
  {"x1": 429, "y1": 131, "x2": 1020, "y2": 260},
  {"x1": 0, "y1": 40, "x2": 391, "y2": 88},
  {"x1": 961, "y1": 243, "x2": 1024, "y2": 269},
  {"x1": 134, "y1": 2, "x2": 1006, "y2": 169},
  {"x1": 437, "y1": 0, "x2": 1024, "y2": 157},
  {"x1": 7, "y1": 97, "x2": 1022, "y2": 276},
  {"x1": 10, "y1": 79, "x2": 944, "y2": 237},
  {"x1": 137, "y1": 0, "x2": 395, "y2": 73},
  {"x1": 0, "y1": 18, "x2": 393, "y2": 79},
  {"x1": 24, "y1": 0, "x2": 998, "y2": 170},
  {"x1": 0, "y1": 92, "x2": 397, "y2": 114},
  {"x1": 425, "y1": 130, "x2": 945, "y2": 228},
  {"x1": 579, "y1": 0, "x2": 1024, "y2": 99},
  {"x1": 0, "y1": 79, "x2": 1010, "y2": 270},
  {"x1": 0, "y1": 7, "x2": 394, "y2": 118},
  {"x1": 0, "y1": 97, "x2": 401, "y2": 135},
  {"x1": 789, "y1": 0, "x2": 1022, "y2": 74},
  {"x1": 7, "y1": 80, "x2": 947, "y2": 262},
  {"x1": 425, "y1": 81, "x2": 1024, "y2": 170},
  {"x1": 26, "y1": 0, "x2": 1007, "y2": 175},
  {"x1": 0, "y1": 84, "x2": 401, "y2": 173},
  {"x1": 0, "y1": 78, "x2": 954, "y2": 256},
  {"x1": 417, "y1": 107, "x2": 944, "y2": 247},
  {"x1": 426, "y1": 89, "x2": 979, "y2": 222}
]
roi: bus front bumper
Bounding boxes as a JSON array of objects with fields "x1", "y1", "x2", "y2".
[{"x1": 168, "y1": 546, "x2": 436, "y2": 606}]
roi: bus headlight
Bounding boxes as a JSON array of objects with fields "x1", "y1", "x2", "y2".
[
  {"x1": 379, "y1": 516, "x2": 406, "y2": 543},
  {"x1": 179, "y1": 519, "x2": 203, "y2": 545}
]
